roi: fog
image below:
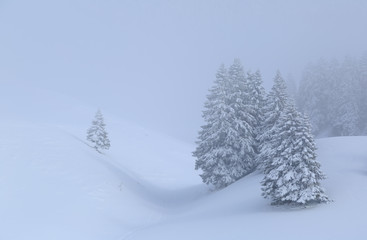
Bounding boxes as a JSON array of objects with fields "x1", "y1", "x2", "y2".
[{"x1": 1, "y1": 0, "x2": 367, "y2": 143}]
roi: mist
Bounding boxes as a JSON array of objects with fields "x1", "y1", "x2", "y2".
[{"x1": 1, "y1": 0, "x2": 367, "y2": 142}]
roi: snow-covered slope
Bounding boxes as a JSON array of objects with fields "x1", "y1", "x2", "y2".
[
  {"x1": 2, "y1": 122, "x2": 367, "y2": 240},
  {"x1": 1, "y1": 85, "x2": 367, "y2": 239},
  {"x1": 129, "y1": 137, "x2": 367, "y2": 240},
  {"x1": 0, "y1": 119, "x2": 205, "y2": 240},
  {"x1": 0, "y1": 83, "x2": 203, "y2": 239}
]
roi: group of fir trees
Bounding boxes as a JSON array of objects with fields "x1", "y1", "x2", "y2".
[
  {"x1": 194, "y1": 59, "x2": 329, "y2": 206},
  {"x1": 297, "y1": 54, "x2": 367, "y2": 137}
]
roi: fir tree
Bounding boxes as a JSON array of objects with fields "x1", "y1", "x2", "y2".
[
  {"x1": 194, "y1": 60, "x2": 256, "y2": 189},
  {"x1": 257, "y1": 71, "x2": 288, "y2": 170},
  {"x1": 246, "y1": 70, "x2": 266, "y2": 166},
  {"x1": 261, "y1": 102, "x2": 329, "y2": 205},
  {"x1": 227, "y1": 59, "x2": 257, "y2": 174},
  {"x1": 87, "y1": 110, "x2": 111, "y2": 153},
  {"x1": 194, "y1": 64, "x2": 235, "y2": 189}
]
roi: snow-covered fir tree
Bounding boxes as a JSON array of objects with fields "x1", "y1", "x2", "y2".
[
  {"x1": 227, "y1": 59, "x2": 257, "y2": 173},
  {"x1": 261, "y1": 102, "x2": 329, "y2": 205},
  {"x1": 246, "y1": 70, "x2": 266, "y2": 166},
  {"x1": 194, "y1": 64, "x2": 235, "y2": 189},
  {"x1": 87, "y1": 110, "x2": 111, "y2": 153},
  {"x1": 194, "y1": 60, "x2": 256, "y2": 189},
  {"x1": 257, "y1": 71, "x2": 288, "y2": 170}
]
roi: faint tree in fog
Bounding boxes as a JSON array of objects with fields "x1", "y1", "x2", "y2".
[
  {"x1": 297, "y1": 55, "x2": 367, "y2": 137},
  {"x1": 358, "y1": 52, "x2": 367, "y2": 133},
  {"x1": 331, "y1": 57, "x2": 360, "y2": 135},
  {"x1": 297, "y1": 60, "x2": 331, "y2": 135}
]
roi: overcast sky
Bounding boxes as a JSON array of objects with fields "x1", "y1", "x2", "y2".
[{"x1": 1, "y1": 0, "x2": 367, "y2": 142}]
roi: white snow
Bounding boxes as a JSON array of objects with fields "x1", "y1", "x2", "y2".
[{"x1": 1, "y1": 85, "x2": 367, "y2": 239}]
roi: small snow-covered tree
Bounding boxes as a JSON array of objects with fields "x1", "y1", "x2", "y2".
[
  {"x1": 261, "y1": 102, "x2": 329, "y2": 205},
  {"x1": 87, "y1": 110, "x2": 111, "y2": 153}
]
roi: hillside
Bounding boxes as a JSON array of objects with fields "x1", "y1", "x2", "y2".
[
  {"x1": 1, "y1": 85, "x2": 367, "y2": 239},
  {"x1": 1, "y1": 117, "x2": 367, "y2": 240},
  {"x1": 129, "y1": 137, "x2": 367, "y2": 240}
]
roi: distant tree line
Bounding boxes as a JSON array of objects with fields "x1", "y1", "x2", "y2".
[
  {"x1": 296, "y1": 54, "x2": 367, "y2": 137},
  {"x1": 194, "y1": 59, "x2": 329, "y2": 206}
]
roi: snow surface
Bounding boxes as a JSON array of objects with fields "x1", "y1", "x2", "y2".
[{"x1": 1, "y1": 85, "x2": 367, "y2": 239}]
